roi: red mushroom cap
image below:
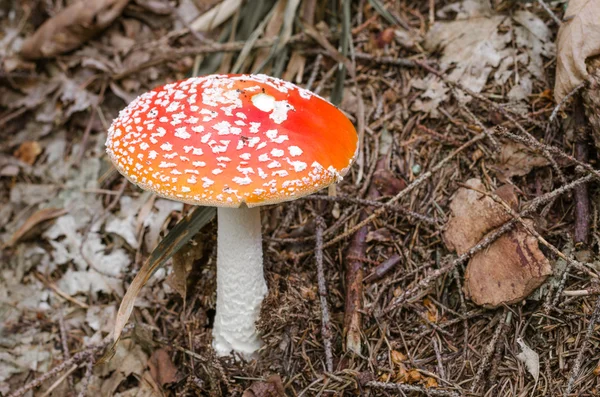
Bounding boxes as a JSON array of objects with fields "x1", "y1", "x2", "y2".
[{"x1": 106, "y1": 74, "x2": 358, "y2": 207}]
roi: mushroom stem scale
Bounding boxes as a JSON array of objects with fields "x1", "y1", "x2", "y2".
[{"x1": 213, "y1": 206, "x2": 267, "y2": 357}]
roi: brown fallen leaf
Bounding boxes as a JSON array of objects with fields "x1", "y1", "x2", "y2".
[
  {"x1": 554, "y1": 0, "x2": 600, "y2": 102},
  {"x1": 13, "y1": 141, "x2": 42, "y2": 165},
  {"x1": 464, "y1": 220, "x2": 552, "y2": 307},
  {"x1": 443, "y1": 179, "x2": 518, "y2": 255},
  {"x1": 492, "y1": 140, "x2": 550, "y2": 181},
  {"x1": 148, "y1": 348, "x2": 179, "y2": 387},
  {"x1": 372, "y1": 168, "x2": 406, "y2": 196},
  {"x1": 5, "y1": 207, "x2": 67, "y2": 247},
  {"x1": 366, "y1": 227, "x2": 392, "y2": 243},
  {"x1": 242, "y1": 375, "x2": 285, "y2": 397},
  {"x1": 20, "y1": 0, "x2": 130, "y2": 59}
]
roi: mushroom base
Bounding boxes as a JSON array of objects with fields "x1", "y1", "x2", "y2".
[{"x1": 212, "y1": 206, "x2": 267, "y2": 357}]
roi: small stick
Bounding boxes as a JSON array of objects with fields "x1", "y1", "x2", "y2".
[
  {"x1": 563, "y1": 295, "x2": 600, "y2": 396},
  {"x1": 6, "y1": 325, "x2": 131, "y2": 397},
  {"x1": 470, "y1": 309, "x2": 509, "y2": 392},
  {"x1": 363, "y1": 253, "x2": 402, "y2": 282},
  {"x1": 58, "y1": 308, "x2": 73, "y2": 390},
  {"x1": 343, "y1": 160, "x2": 384, "y2": 354},
  {"x1": 76, "y1": 359, "x2": 94, "y2": 397},
  {"x1": 315, "y1": 216, "x2": 334, "y2": 372},
  {"x1": 572, "y1": 95, "x2": 591, "y2": 245},
  {"x1": 536, "y1": 0, "x2": 562, "y2": 25},
  {"x1": 365, "y1": 381, "x2": 461, "y2": 397},
  {"x1": 432, "y1": 337, "x2": 446, "y2": 380},
  {"x1": 493, "y1": 126, "x2": 600, "y2": 181},
  {"x1": 548, "y1": 82, "x2": 586, "y2": 127},
  {"x1": 306, "y1": 53, "x2": 323, "y2": 91},
  {"x1": 302, "y1": 195, "x2": 438, "y2": 225}
]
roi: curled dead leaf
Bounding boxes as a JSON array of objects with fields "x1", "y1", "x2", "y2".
[
  {"x1": 464, "y1": 220, "x2": 552, "y2": 307},
  {"x1": 20, "y1": 0, "x2": 130, "y2": 59},
  {"x1": 554, "y1": 0, "x2": 600, "y2": 102}
]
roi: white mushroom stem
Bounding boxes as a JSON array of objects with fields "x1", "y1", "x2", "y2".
[{"x1": 212, "y1": 206, "x2": 267, "y2": 357}]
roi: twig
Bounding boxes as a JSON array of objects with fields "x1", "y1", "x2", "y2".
[
  {"x1": 76, "y1": 359, "x2": 94, "y2": 397},
  {"x1": 548, "y1": 82, "x2": 586, "y2": 127},
  {"x1": 315, "y1": 216, "x2": 334, "y2": 372},
  {"x1": 493, "y1": 126, "x2": 600, "y2": 181},
  {"x1": 343, "y1": 160, "x2": 384, "y2": 354},
  {"x1": 432, "y1": 337, "x2": 446, "y2": 380},
  {"x1": 363, "y1": 253, "x2": 402, "y2": 283},
  {"x1": 302, "y1": 195, "x2": 438, "y2": 225},
  {"x1": 39, "y1": 365, "x2": 78, "y2": 397},
  {"x1": 536, "y1": 0, "x2": 562, "y2": 25},
  {"x1": 365, "y1": 381, "x2": 461, "y2": 397},
  {"x1": 306, "y1": 53, "x2": 322, "y2": 91},
  {"x1": 58, "y1": 307, "x2": 73, "y2": 390},
  {"x1": 573, "y1": 95, "x2": 591, "y2": 245},
  {"x1": 563, "y1": 295, "x2": 600, "y2": 396},
  {"x1": 353, "y1": 52, "x2": 416, "y2": 67},
  {"x1": 471, "y1": 309, "x2": 508, "y2": 392},
  {"x1": 6, "y1": 326, "x2": 132, "y2": 397}
]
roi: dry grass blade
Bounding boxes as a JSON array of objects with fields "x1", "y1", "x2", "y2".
[
  {"x1": 4, "y1": 207, "x2": 67, "y2": 247},
  {"x1": 99, "y1": 206, "x2": 215, "y2": 363},
  {"x1": 190, "y1": 0, "x2": 242, "y2": 32}
]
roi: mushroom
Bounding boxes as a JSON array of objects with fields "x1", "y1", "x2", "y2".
[{"x1": 106, "y1": 74, "x2": 358, "y2": 357}]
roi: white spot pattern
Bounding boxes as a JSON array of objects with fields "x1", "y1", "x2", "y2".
[{"x1": 105, "y1": 74, "x2": 356, "y2": 207}]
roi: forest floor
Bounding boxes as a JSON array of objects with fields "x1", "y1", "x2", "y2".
[{"x1": 1, "y1": 0, "x2": 600, "y2": 396}]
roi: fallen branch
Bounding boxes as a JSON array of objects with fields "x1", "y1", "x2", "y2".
[
  {"x1": 573, "y1": 95, "x2": 591, "y2": 245},
  {"x1": 365, "y1": 381, "x2": 462, "y2": 397},
  {"x1": 315, "y1": 216, "x2": 334, "y2": 372}
]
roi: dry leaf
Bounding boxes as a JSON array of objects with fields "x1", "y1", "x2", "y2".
[
  {"x1": 493, "y1": 140, "x2": 550, "y2": 180},
  {"x1": 391, "y1": 350, "x2": 407, "y2": 365},
  {"x1": 423, "y1": 297, "x2": 439, "y2": 323},
  {"x1": 5, "y1": 207, "x2": 67, "y2": 247},
  {"x1": 373, "y1": 168, "x2": 406, "y2": 196},
  {"x1": 443, "y1": 179, "x2": 518, "y2": 255},
  {"x1": 464, "y1": 220, "x2": 552, "y2": 307},
  {"x1": 554, "y1": 0, "x2": 600, "y2": 102},
  {"x1": 20, "y1": 0, "x2": 130, "y2": 59},
  {"x1": 242, "y1": 375, "x2": 285, "y2": 397},
  {"x1": 13, "y1": 141, "x2": 42, "y2": 165},
  {"x1": 425, "y1": 15, "x2": 508, "y2": 94},
  {"x1": 407, "y1": 369, "x2": 422, "y2": 384},
  {"x1": 516, "y1": 338, "x2": 539, "y2": 383},
  {"x1": 424, "y1": 377, "x2": 439, "y2": 388},
  {"x1": 148, "y1": 348, "x2": 179, "y2": 387}
]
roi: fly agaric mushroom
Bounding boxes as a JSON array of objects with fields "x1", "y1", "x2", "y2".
[{"x1": 106, "y1": 74, "x2": 358, "y2": 357}]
